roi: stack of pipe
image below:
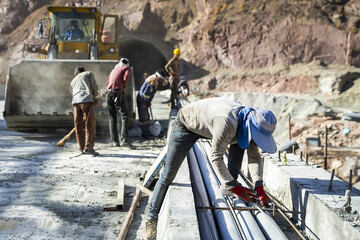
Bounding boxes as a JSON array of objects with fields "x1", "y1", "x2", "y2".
[{"x1": 192, "y1": 140, "x2": 287, "y2": 240}]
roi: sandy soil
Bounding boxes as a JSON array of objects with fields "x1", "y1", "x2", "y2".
[{"x1": 0, "y1": 96, "x2": 169, "y2": 240}]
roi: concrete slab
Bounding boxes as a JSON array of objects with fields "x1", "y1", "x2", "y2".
[
  {"x1": 262, "y1": 152, "x2": 360, "y2": 240},
  {"x1": 158, "y1": 159, "x2": 201, "y2": 240}
]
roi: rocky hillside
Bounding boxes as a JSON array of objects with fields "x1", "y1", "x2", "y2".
[{"x1": 1, "y1": 0, "x2": 360, "y2": 82}]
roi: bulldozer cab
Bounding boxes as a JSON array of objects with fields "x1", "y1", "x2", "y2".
[{"x1": 34, "y1": 6, "x2": 119, "y2": 60}]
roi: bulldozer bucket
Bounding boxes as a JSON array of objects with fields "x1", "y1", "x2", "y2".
[{"x1": 4, "y1": 59, "x2": 136, "y2": 132}]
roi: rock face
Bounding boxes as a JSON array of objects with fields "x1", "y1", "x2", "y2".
[
  {"x1": 179, "y1": 0, "x2": 360, "y2": 71},
  {"x1": 2, "y1": 0, "x2": 360, "y2": 82},
  {"x1": 0, "y1": 0, "x2": 44, "y2": 34}
]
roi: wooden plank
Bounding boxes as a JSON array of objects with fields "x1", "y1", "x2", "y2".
[
  {"x1": 143, "y1": 145, "x2": 167, "y2": 188},
  {"x1": 136, "y1": 184, "x2": 153, "y2": 197},
  {"x1": 117, "y1": 188, "x2": 141, "y2": 240},
  {"x1": 143, "y1": 144, "x2": 168, "y2": 188},
  {"x1": 117, "y1": 147, "x2": 166, "y2": 240},
  {"x1": 116, "y1": 178, "x2": 125, "y2": 210},
  {"x1": 103, "y1": 204, "x2": 118, "y2": 212}
]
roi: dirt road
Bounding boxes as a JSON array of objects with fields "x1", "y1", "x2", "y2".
[{"x1": 0, "y1": 96, "x2": 170, "y2": 240}]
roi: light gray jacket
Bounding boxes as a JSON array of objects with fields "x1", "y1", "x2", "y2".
[
  {"x1": 177, "y1": 97, "x2": 262, "y2": 186},
  {"x1": 70, "y1": 71, "x2": 98, "y2": 105}
]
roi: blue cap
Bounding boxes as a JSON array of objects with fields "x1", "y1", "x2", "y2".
[{"x1": 237, "y1": 108, "x2": 277, "y2": 153}]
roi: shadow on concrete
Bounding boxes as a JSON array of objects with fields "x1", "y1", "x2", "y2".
[
  {"x1": 97, "y1": 153, "x2": 151, "y2": 159},
  {"x1": 171, "y1": 182, "x2": 192, "y2": 188}
]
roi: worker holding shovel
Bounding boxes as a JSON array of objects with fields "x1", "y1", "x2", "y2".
[
  {"x1": 144, "y1": 97, "x2": 276, "y2": 239},
  {"x1": 137, "y1": 69, "x2": 167, "y2": 139}
]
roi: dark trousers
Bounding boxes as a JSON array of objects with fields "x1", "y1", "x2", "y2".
[
  {"x1": 73, "y1": 102, "x2": 96, "y2": 151},
  {"x1": 228, "y1": 144, "x2": 245, "y2": 181},
  {"x1": 136, "y1": 94, "x2": 152, "y2": 138},
  {"x1": 228, "y1": 144, "x2": 262, "y2": 188},
  {"x1": 106, "y1": 92, "x2": 128, "y2": 143},
  {"x1": 147, "y1": 120, "x2": 250, "y2": 219},
  {"x1": 148, "y1": 120, "x2": 201, "y2": 219},
  {"x1": 170, "y1": 75, "x2": 179, "y2": 107}
]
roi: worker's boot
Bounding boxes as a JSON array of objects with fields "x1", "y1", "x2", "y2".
[
  {"x1": 120, "y1": 138, "x2": 131, "y2": 148},
  {"x1": 143, "y1": 218, "x2": 157, "y2": 240},
  {"x1": 83, "y1": 149, "x2": 100, "y2": 156}
]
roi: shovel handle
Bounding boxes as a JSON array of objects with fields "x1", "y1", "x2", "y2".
[{"x1": 149, "y1": 106, "x2": 153, "y2": 120}]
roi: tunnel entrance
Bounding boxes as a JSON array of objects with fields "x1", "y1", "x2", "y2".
[{"x1": 119, "y1": 39, "x2": 168, "y2": 90}]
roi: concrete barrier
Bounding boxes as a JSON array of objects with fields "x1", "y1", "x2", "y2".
[
  {"x1": 262, "y1": 153, "x2": 360, "y2": 240},
  {"x1": 157, "y1": 159, "x2": 201, "y2": 240}
]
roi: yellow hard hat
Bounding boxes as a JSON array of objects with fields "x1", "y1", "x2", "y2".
[{"x1": 173, "y1": 48, "x2": 181, "y2": 55}]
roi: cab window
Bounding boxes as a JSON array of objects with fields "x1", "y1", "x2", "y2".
[
  {"x1": 101, "y1": 16, "x2": 116, "y2": 44},
  {"x1": 50, "y1": 12, "x2": 96, "y2": 42}
]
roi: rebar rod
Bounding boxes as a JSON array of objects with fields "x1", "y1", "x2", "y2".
[{"x1": 328, "y1": 169, "x2": 335, "y2": 191}]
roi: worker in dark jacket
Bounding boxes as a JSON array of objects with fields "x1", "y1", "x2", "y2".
[
  {"x1": 163, "y1": 48, "x2": 181, "y2": 108},
  {"x1": 70, "y1": 66, "x2": 99, "y2": 156},
  {"x1": 105, "y1": 58, "x2": 132, "y2": 147},
  {"x1": 144, "y1": 97, "x2": 277, "y2": 239},
  {"x1": 64, "y1": 20, "x2": 84, "y2": 40},
  {"x1": 137, "y1": 70, "x2": 166, "y2": 139}
]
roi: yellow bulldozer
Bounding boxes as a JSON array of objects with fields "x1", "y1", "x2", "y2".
[{"x1": 3, "y1": 6, "x2": 136, "y2": 132}]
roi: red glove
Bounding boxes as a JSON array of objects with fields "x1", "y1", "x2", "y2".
[
  {"x1": 171, "y1": 73, "x2": 175, "y2": 77},
  {"x1": 256, "y1": 186, "x2": 271, "y2": 206},
  {"x1": 230, "y1": 185, "x2": 258, "y2": 203},
  {"x1": 147, "y1": 102, "x2": 152, "y2": 107}
]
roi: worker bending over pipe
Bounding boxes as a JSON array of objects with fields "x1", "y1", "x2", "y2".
[{"x1": 144, "y1": 97, "x2": 277, "y2": 239}]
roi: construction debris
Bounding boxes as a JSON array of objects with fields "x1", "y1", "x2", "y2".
[{"x1": 341, "y1": 190, "x2": 352, "y2": 213}]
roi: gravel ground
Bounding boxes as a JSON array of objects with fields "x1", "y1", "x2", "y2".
[
  {"x1": 0, "y1": 92, "x2": 314, "y2": 240},
  {"x1": 0, "y1": 96, "x2": 168, "y2": 240}
]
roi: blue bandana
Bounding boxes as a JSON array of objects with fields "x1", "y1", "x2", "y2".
[{"x1": 237, "y1": 106, "x2": 254, "y2": 149}]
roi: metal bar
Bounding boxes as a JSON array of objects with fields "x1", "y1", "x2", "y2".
[
  {"x1": 324, "y1": 125, "x2": 328, "y2": 169},
  {"x1": 149, "y1": 106, "x2": 153, "y2": 120},
  {"x1": 239, "y1": 168, "x2": 306, "y2": 240},
  {"x1": 328, "y1": 169, "x2": 335, "y2": 191},
  {"x1": 289, "y1": 116, "x2": 292, "y2": 140},
  {"x1": 349, "y1": 169, "x2": 353, "y2": 191},
  {"x1": 195, "y1": 206, "x2": 301, "y2": 214},
  {"x1": 139, "y1": 170, "x2": 147, "y2": 182},
  {"x1": 276, "y1": 207, "x2": 306, "y2": 240}
]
